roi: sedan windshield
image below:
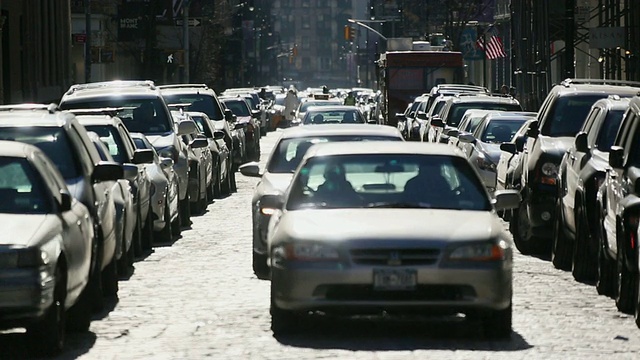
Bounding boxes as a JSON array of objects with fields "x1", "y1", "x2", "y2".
[
  {"x1": 268, "y1": 135, "x2": 402, "y2": 173},
  {"x1": 541, "y1": 94, "x2": 608, "y2": 137},
  {"x1": 222, "y1": 100, "x2": 251, "y2": 116},
  {"x1": 162, "y1": 93, "x2": 224, "y2": 121},
  {"x1": 0, "y1": 127, "x2": 81, "y2": 179},
  {"x1": 0, "y1": 157, "x2": 51, "y2": 214},
  {"x1": 287, "y1": 154, "x2": 491, "y2": 211},
  {"x1": 303, "y1": 110, "x2": 364, "y2": 124},
  {"x1": 449, "y1": 103, "x2": 522, "y2": 127},
  {"x1": 480, "y1": 119, "x2": 528, "y2": 143}
]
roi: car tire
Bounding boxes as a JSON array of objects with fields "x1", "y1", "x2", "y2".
[
  {"x1": 572, "y1": 205, "x2": 597, "y2": 282},
  {"x1": 230, "y1": 168, "x2": 237, "y2": 193},
  {"x1": 551, "y1": 200, "x2": 572, "y2": 271},
  {"x1": 141, "y1": 206, "x2": 154, "y2": 250},
  {"x1": 253, "y1": 251, "x2": 269, "y2": 280},
  {"x1": 221, "y1": 168, "x2": 231, "y2": 195},
  {"x1": 155, "y1": 199, "x2": 173, "y2": 243},
  {"x1": 270, "y1": 284, "x2": 301, "y2": 335},
  {"x1": 206, "y1": 174, "x2": 215, "y2": 201},
  {"x1": 117, "y1": 221, "x2": 132, "y2": 276},
  {"x1": 511, "y1": 196, "x2": 549, "y2": 255},
  {"x1": 213, "y1": 164, "x2": 222, "y2": 198},
  {"x1": 101, "y1": 255, "x2": 119, "y2": 297},
  {"x1": 480, "y1": 303, "x2": 512, "y2": 340},
  {"x1": 615, "y1": 240, "x2": 637, "y2": 314},
  {"x1": 88, "y1": 230, "x2": 104, "y2": 312},
  {"x1": 66, "y1": 281, "x2": 93, "y2": 332},
  {"x1": 635, "y1": 282, "x2": 640, "y2": 329},
  {"x1": 28, "y1": 266, "x2": 66, "y2": 356},
  {"x1": 132, "y1": 209, "x2": 143, "y2": 258}
]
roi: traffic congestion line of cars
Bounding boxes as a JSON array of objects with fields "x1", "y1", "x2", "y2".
[{"x1": 0, "y1": 80, "x2": 259, "y2": 355}]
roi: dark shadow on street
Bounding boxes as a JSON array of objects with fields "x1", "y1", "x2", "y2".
[
  {"x1": 274, "y1": 315, "x2": 532, "y2": 352},
  {"x1": 91, "y1": 295, "x2": 119, "y2": 321},
  {"x1": 0, "y1": 330, "x2": 97, "y2": 359}
]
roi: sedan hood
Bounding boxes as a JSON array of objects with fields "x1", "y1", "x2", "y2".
[
  {"x1": 147, "y1": 132, "x2": 177, "y2": 150},
  {"x1": 0, "y1": 214, "x2": 49, "y2": 247},
  {"x1": 539, "y1": 136, "x2": 574, "y2": 159},
  {"x1": 275, "y1": 209, "x2": 505, "y2": 245},
  {"x1": 261, "y1": 172, "x2": 295, "y2": 195}
]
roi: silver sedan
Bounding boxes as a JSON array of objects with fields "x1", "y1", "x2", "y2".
[{"x1": 266, "y1": 142, "x2": 519, "y2": 339}]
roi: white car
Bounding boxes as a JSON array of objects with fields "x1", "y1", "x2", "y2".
[{"x1": 265, "y1": 141, "x2": 519, "y2": 338}]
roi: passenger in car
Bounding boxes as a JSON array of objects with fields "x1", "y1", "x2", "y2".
[
  {"x1": 312, "y1": 114, "x2": 324, "y2": 124},
  {"x1": 314, "y1": 163, "x2": 359, "y2": 205},
  {"x1": 402, "y1": 163, "x2": 452, "y2": 206}
]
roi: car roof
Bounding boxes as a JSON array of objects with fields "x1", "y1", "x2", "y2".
[
  {"x1": 0, "y1": 140, "x2": 41, "y2": 158},
  {"x1": 304, "y1": 105, "x2": 360, "y2": 112},
  {"x1": 158, "y1": 84, "x2": 218, "y2": 96},
  {"x1": 280, "y1": 124, "x2": 402, "y2": 139},
  {"x1": 61, "y1": 81, "x2": 162, "y2": 102},
  {"x1": 447, "y1": 94, "x2": 520, "y2": 104},
  {"x1": 591, "y1": 95, "x2": 631, "y2": 111},
  {"x1": 306, "y1": 141, "x2": 463, "y2": 158},
  {"x1": 74, "y1": 114, "x2": 122, "y2": 127},
  {"x1": 0, "y1": 104, "x2": 76, "y2": 127},
  {"x1": 552, "y1": 79, "x2": 640, "y2": 96}
]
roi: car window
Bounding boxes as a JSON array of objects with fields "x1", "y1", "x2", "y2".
[
  {"x1": 0, "y1": 157, "x2": 52, "y2": 214},
  {"x1": 303, "y1": 110, "x2": 363, "y2": 124},
  {"x1": 85, "y1": 125, "x2": 129, "y2": 164},
  {"x1": 540, "y1": 94, "x2": 608, "y2": 137},
  {"x1": 222, "y1": 100, "x2": 251, "y2": 116},
  {"x1": 449, "y1": 103, "x2": 522, "y2": 127},
  {"x1": 190, "y1": 115, "x2": 213, "y2": 137},
  {"x1": 268, "y1": 135, "x2": 402, "y2": 173},
  {"x1": 595, "y1": 109, "x2": 624, "y2": 152},
  {"x1": 60, "y1": 97, "x2": 172, "y2": 135},
  {"x1": 480, "y1": 119, "x2": 528, "y2": 143},
  {"x1": 0, "y1": 127, "x2": 81, "y2": 179},
  {"x1": 286, "y1": 154, "x2": 490, "y2": 211},
  {"x1": 162, "y1": 93, "x2": 224, "y2": 121}
]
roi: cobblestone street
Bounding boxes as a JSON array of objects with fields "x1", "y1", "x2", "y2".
[{"x1": 3, "y1": 130, "x2": 640, "y2": 359}]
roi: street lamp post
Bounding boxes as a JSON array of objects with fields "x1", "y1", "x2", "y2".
[{"x1": 183, "y1": 0, "x2": 191, "y2": 83}]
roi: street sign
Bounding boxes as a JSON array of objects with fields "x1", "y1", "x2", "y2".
[
  {"x1": 589, "y1": 27, "x2": 624, "y2": 49},
  {"x1": 174, "y1": 18, "x2": 202, "y2": 27}
]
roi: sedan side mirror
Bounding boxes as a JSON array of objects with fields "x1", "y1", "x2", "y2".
[
  {"x1": 526, "y1": 121, "x2": 539, "y2": 138},
  {"x1": 190, "y1": 138, "x2": 209, "y2": 149},
  {"x1": 500, "y1": 143, "x2": 517, "y2": 154},
  {"x1": 160, "y1": 157, "x2": 174, "y2": 169},
  {"x1": 59, "y1": 190, "x2": 72, "y2": 212},
  {"x1": 122, "y1": 163, "x2": 139, "y2": 181},
  {"x1": 132, "y1": 149, "x2": 154, "y2": 164},
  {"x1": 515, "y1": 135, "x2": 526, "y2": 152},
  {"x1": 235, "y1": 123, "x2": 246, "y2": 130},
  {"x1": 445, "y1": 129, "x2": 459, "y2": 137},
  {"x1": 260, "y1": 194, "x2": 284, "y2": 211},
  {"x1": 430, "y1": 117, "x2": 445, "y2": 128},
  {"x1": 574, "y1": 132, "x2": 589, "y2": 153},
  {"x1": 492, "y1": 190, "x2": 521, "y2": 211},
  {"x1": 213, "y1": 130, "x2": 225, "y2": 140},
  {"x1": 609, "y1": 146, "x2": 624, "y2": 169},
  {"x1": 458, "y1": 133, "x2": 476, "y2": 144},
  {"x1": 224, "y1": 108, "x2": 235, "y2": 122},
  {"x1": 395, "y1": 113, "x2": 406, "y2": 121},
  {"x1": 92, "y1": 161, "x2": 124, "y2": 183},
  {"x1": 239, "y1": 162, "x2": 262, "y2": 178},
  {"x1": 367, "y1": 119, "x2": 377, "y2": 125},
  {"x1": 416, "y1": 111, "x2": 428, "y2": 121},
  {"x1": 177, "y1": 120, "x2": 198, "y2": 135}
]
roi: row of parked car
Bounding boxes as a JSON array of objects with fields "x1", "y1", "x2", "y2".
[
  {"x1": 0, "y1": 80, "x2": 264, "y2": 355},
  {"x1": 411, "y1": 79, "x2": 640, "y2": 328}
]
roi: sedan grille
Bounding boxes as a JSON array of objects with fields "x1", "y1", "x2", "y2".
[{"x1": 350, "y1": 248, "x2": 440, "y2": 266}]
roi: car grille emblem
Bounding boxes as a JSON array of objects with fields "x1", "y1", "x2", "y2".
[{"x1": 387, "y1": 251, "x2": 402, "y2": 266}]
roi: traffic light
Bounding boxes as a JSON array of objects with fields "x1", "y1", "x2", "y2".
[{"x1": 344, "y1": 25, "x2": 355, "y2": 41}]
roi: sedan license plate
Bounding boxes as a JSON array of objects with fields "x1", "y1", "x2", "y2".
[{"x1": 373, "y1": 269, "x2": 417, "y2": 291}]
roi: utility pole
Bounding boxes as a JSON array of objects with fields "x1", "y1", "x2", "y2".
[
  {"x1": 183, "y1": 0, "x2": 191, "y2": 83},
  {"x1": 84, "y1": 0, "x2": 91, "y2": 82}
]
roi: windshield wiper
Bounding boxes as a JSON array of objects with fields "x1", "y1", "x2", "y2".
[{"x1": 366, "y1": 202, "x2": 433, "y2": 209}]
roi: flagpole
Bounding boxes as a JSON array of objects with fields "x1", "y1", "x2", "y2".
[{"x1": 483, "y1": 30, "x2": 487, "y2": 88}]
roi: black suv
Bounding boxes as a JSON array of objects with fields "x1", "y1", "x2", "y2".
[
  {"x1": 553, "y1": 96, "x2": 629, "y2": 281},
  {"x1": 430, "y1": 93, "x2": 522, "y2": 144},
  {"x1": 598, "y1": 95, "x2": 640, "y2": 320},
  {"x1": 0, "y1": 104, "x2": 123, "y2": 306},
  {"x1": 513, "y1": 79, "x2": 640, "y2": 255}
]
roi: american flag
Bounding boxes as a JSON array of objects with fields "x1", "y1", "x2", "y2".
[{"x1": 476, "y1": 29, "x2": 507, "y2": 60}]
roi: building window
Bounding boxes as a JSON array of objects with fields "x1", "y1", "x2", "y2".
[{"x1": 301, "y1": 15, "x2": 310, "y2": 29}]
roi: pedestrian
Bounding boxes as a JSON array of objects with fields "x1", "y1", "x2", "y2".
[
  {"x1": 500, "y1": 84, "x2": 509, "y2": 95},
  {"x1": 344, "y1": 91, "x2": 356, "y2": 106},
  {"x1": 283, "y1": 87, "x2": 299, "y2": 127}
]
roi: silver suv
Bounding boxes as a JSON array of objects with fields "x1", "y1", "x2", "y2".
[{"x1": 59, "y1": 81, "x2": 197, "y2": 228}]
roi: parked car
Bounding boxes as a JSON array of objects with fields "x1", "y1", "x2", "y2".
[
  {"x1": 171, "y1": 111, "x2": 211, "y2": 215},
  {"x1": 186, "y1": 111, "x2": 234, "y2": 196},
  {"x1": 457, "y1": 112, "x2": 534, "y2": 192},
  {"x1": 0, "y1": 141, "x2": 96, "y2": 355},
  {"x1": 430, "y1": 94, "x2": 522, "y2": 144},
  {"x1": 292, "y1": 96, "x2": 342, "y2": 126},
  {"x1": 597, "y1": 95, "x2": 640, "y2": 316},
  {"x1": 220, "y1": 97, "x2": 261, "y2": 161},
  {"x1": 265, "y1": 141, "x2": 519, "y2": 337},
  {"x1": 240, "y1": 124, "x2": 404, "y2": 279},
  {"x1": 447, "y1": 109, "x2": 500, "y2": 149},
  {"x1": 59, "y1": 80, "x2": 197, "y2": 228},
  {"x1": 513, "y1": 78, "x2": 640, "y2": 255},
  {"x1": 0, "y1": 104, "x2": 123, "y2": 308},
  {"x1": 130, "y1": 133, "x2": 181, "y2": 240},
  {"x1": 554, "y1": 96, "x2": 629, "y2": 281},
  {"x1": 495, "y1": 120, "x2": 533, "y2": 195},
  {"x1": 71, "y1": 110, "x2": 155, "y2": 255},
  {"x1": 87, "y1": 132, "x2": 137, "y2": 274}
]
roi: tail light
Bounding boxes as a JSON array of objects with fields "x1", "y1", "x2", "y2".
[{"x1": 628, "y1": 213, "x2": 640, "y2": 250}]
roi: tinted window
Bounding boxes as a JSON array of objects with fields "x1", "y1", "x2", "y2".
[
  {"x1": 0, "y1": 127, "x2": 81, "y2": 179},
  {"x1": 449, "y1": 103, "x2": 522, "y2": 127},
  {"x1": 0, "y1": 157, "x2": 51, "y2": 214},
  {"x1": 541, "y1": 94, "x2": 608, "y2": 137},
  {"x1": 268, "y1": 135, "x2": 402, "y2": 173},
  {"x1": 286, "y1": 154, "x2": 490, "y2": 211},
  {"x1": 480, "y1": 119, "x2": 528, "y2": 143},
  {"x1": 222, "y1": 100, "x2": 251, "y2": 116},
  {"x1": 162, "y1": 93, "x2": 224, "y2": 120},
  {"x1": 60, "y1": 97, "x2": 172, "y2": 135},
  {"x1": 596, "y1": 109, "x2": 625, "y2": 151}
]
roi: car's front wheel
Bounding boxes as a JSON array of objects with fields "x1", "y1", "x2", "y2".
[
  {"x1": 572, "y1": 204, "x2": 596, "y2": 282},
  {"x1": 552, "y1": 200, "x2": 572, "y2": 270},
  {"x1": 155, "y1": 199, "x2": 172, "y2": 243}
]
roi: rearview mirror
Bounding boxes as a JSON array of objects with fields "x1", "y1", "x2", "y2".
[
  {"x1": 367, "y1": 119, "x2": 377, "y2": 125},
  {"x1": 492, "y1": 190, "x2": 521, "y2": 211},
  {"x1": 160, "y1": 157, "x2": 174, "y2": 169},
  {"x1": 239, "y1": 162, "x2": 262, "y2": 178},
  {"x1": 213, "y1": 130, "x2": 225, "y2": 140},
  {"x1": 609, "y1": 146, "x2": 624, "y2": 169},
  {"x1": 190, "y1": 138, "x2": 209, "y2": 149},
  {"x1": 430, "y1": 117, "x2": 445, "y2": 128},
  {"x1": 235, "y1": 123, "x2": 246, "y2": 130},
  {"x1": 416, "y1": 111, "x2": 428, "y2": 121},
  {"x1": 260, "y1": 194, "x2": 284, "y2": 211},
  {"x1": 458, "y1": 133, "x2": 476, "y2": 144},
  {"x1": 574, "y1": 132, "x2": 589, "y2": 153},
  {"x1": 132, "y1": 149, "x2": 154, "y2": 164},
  {"x1": 122, "y1": 163, "x2": 139, "y2": 181},
  {"x1": 177, "y1": 120, "x2": 198, "y2": 135},
  {"x1": 224, "y1": 108, "x2": 235, "y2": 122},
  {"x1": 58, "y1": 190, "x2": 72, "y2": 212},
  {"x1": 500, "y1": 143, "x2": 517, "y2": 154},
  {"x1": 92, "y1": 161, "x2": 124, "y2": 183},
  {"x1": 444, "y1": 128, "x2": 459, "y2": 137},
  {"x1": 526, "y1": 121, "x2": 539, "y2": 138}
]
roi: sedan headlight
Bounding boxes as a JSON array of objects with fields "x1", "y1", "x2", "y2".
[
  {"x1": 275, "y1": 243, "x2": 340, "y2": 261},
  {"x1": 448, "y1": 241, "x2": 507, "y2": 261}
]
